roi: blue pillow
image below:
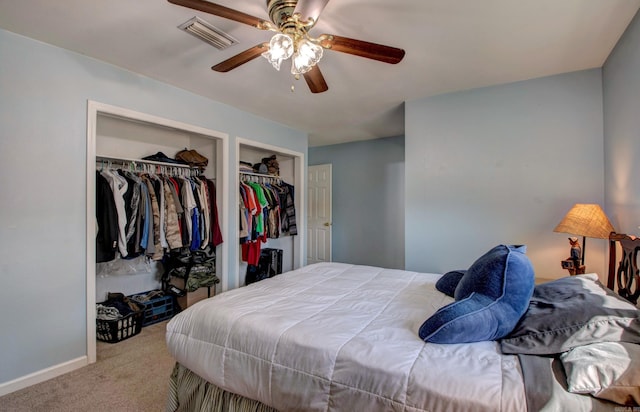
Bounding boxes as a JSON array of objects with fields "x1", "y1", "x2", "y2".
[
  {"x1": 435, "y1": 270, "x2": 466, "y2": 298},
  {"x1": 419, "y1": 245, "x2": 535, "y2": 344}
]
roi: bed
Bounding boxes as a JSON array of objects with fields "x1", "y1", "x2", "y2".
[{"x1": 165, "y1": 237, "x2": 640, "y2": 411}]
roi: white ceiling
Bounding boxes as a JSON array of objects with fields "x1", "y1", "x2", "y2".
[{"x1": 1, "y1": 0, "x2": 638, "y2": 146}]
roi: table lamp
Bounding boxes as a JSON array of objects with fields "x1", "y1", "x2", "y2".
[{"x1": 553, "y1": 203, "x2": 615, "y2": 273}]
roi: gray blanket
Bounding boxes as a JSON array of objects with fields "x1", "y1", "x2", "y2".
[{"x1": 518, "y1": 354, "x2": 618, "y2": 411}]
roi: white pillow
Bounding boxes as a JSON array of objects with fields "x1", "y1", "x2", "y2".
[{"x1": 560, "y1": 342, "x2": 640, "y2": 406}]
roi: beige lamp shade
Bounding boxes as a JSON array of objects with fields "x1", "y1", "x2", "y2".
[{"x1": 553, "y1": 204, "x2": 615, "y2": 239}]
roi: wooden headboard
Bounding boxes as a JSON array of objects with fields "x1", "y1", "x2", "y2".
[{"x1": 608, "y1": 232, "x2": 640, "y2": 305}]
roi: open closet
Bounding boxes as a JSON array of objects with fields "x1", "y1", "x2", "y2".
[
  {"x1": 236, "y1": 138, "x2": 305, "y2": 288},
  {"x1": 86, "y1": 101, "x2": 228, "y2": 362}
]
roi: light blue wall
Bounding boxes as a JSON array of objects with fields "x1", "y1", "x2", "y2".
[
  {"x1": 0, "y1": 29, "x2": 306, "y2": 384},
  {"x1": 309, "y1": 136, "x2": 405, "y2": 269},
  {"x1": 405, "y1": 69, "x2": 607, "y2": 279},
  {"x1": 3, "y1": 10, "x2": 638, "y2": 391},
  {"x1": 603, "y1": 10, "x2": 640, "y2": 235}
]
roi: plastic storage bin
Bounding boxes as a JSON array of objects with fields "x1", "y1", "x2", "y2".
[{"x1": 130, "y1": 290, "x2": 175, "y2": 326}]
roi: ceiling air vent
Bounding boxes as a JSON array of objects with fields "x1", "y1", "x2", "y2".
[{"x1": 179, "y1": 16, "x2": 239, "y2": 50}]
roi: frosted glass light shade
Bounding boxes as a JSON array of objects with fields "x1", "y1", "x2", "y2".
[
  {"x1": 262, "y1": 33, "x2": 294, "y2": 71},
  {"x1": 291, "y1": 39, "x2": 323, "y2": 75}
]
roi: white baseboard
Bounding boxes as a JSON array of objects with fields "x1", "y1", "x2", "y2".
[{"x1": 0, "y1": 356, "x2": 88, "y2": 397}]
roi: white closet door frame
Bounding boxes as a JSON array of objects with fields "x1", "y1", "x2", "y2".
[
  {"x1": 235, "y1": 137, "x2": 305, "y2": 289},
  {"x1": 86, "y1": 100, "x2": 229, "y2": 364}
]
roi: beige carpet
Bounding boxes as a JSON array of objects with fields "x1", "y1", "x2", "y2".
[{"x1": 0, "y1": 320, "x2": 175, "y2": 412}]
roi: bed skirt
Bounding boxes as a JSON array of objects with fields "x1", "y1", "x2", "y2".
[{"x1": 167, "y1": 362, "x2": 279, "y2": 412}]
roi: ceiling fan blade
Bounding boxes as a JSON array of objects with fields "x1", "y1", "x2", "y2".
[
  {"x1": 294, "y1": 0, "x2": 331, "y2": 23},
  {"x1": 303, "y1": 65, "x2": 329, "y2": 93},
  {"x1": 319, "y1": 35, "x2": 405, "y2": 64},
  {"x1": 168, "y1": 0, "x2": 269, "y2": 29},
  {"x1": 212, "y1": 43, "x2": 268, "y2": 72}
]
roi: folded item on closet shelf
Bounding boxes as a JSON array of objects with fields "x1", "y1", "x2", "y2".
[
  {"x1": 253, "y1": 163, "x2": 269, "y2": 174},
  {"x1": 239, "y1": 163, "x2": 254, "y2": 171},
  {"x1": 142, "y1": 151, "x2": 188, "y2": 165},
  {"x1": 175, "y1": 149, "x2": 208, "y2": 169},
  {"x1": 262, "y1": 154, "x2": 280, "y2": 176}
]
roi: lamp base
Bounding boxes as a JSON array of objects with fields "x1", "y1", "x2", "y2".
[
  {"x1": 567, "y1": 265, "x2": 586, "y2": 276},
  {"x1": 561, "y1": 259, "x2": 586, "y2": 276}
]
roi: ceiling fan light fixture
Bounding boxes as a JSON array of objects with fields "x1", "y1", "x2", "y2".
[
  {"x1": 170, "y1": 0, "x2": 406, "y2": 93},
  {"x1": 291, "y1": 39, "x2": 323, "y2": 75},
  {"x1": 262, "y1": 33, "x2": 294, "y2": 70}
]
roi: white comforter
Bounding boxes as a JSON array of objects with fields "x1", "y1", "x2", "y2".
[{"x1": 166, "y1": 262, "x2": 527, "y2": 412}]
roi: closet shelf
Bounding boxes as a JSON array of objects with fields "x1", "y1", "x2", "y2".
[
  {"x1": 239, "y1": 171, "x2": 280, "y2": 179},
  {"x1": 97, "y1": 154, "x2": 193, "y2": 169}
]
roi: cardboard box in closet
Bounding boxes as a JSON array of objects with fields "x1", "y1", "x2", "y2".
[{"x1": 172, "y1": 277, "x2": 214, "y2": 310}]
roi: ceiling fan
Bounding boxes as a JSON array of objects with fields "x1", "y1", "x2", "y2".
[{"x1": 168, "y1": 0, "x2": 406, "y2": 93}]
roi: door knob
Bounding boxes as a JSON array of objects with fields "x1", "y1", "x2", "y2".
[{"x1": 324, "y1": 222, "x2": 331, "y2": 227}]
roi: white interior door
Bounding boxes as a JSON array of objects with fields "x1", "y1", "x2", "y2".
[{"x1": 307, "y1": 164, "x2": 332, "y2": 264}]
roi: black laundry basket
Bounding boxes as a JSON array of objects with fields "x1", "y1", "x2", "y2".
[{"x1": 96, "y1": 310, "x2": 143, "y2": 343}]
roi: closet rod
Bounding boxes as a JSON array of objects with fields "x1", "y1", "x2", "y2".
[{"x1": 96, "y1": 155, "x2": 192, "y2": 169}]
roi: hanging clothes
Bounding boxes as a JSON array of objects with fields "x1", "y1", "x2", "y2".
[
  {"x1": 137, "y1": 177, "x2": 152, "y2": 255},
  {"x1": 163, "y1": 177, "x2": 182, "y2": 250},
  {"x1": 238, "y1": 174, "x2": 297, "y2": 266},
  {"x1": 203, "y1": 178, "x2": 224, "y2": 247},
  {"x1": 119, "y1": 170, "x2": 142, "y2": 258},
  {"x1": 280, "y1": 182, "x2": 297, "y2": 236},
  {"x1": 141, "y1": 174, "x2": 162, "y2": 261},
  {"x1": 100, "y1": 169, "x2": 129, "y2": 257},
  {"x1": 96, "y1": 171, "x2": 119, "y2": 263},
  {"x1": 96, "y1": 160, "x2": 223, "y2": 263}
]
